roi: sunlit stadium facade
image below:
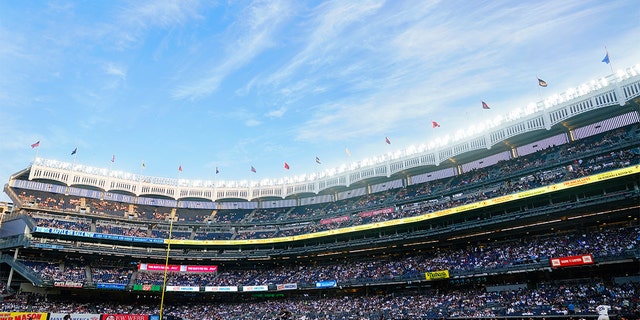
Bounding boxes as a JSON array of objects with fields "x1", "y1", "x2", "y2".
[{"x1": 0, "y1": 65, "x2": 639, "y2": 319}]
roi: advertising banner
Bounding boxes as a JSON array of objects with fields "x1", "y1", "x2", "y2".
[
  {"x1": 101, "y1": 315, "x2": 148, "y2": 320},
  {"x1": 165, "y1": 286, "x2": 200, "y2": 292},
  {"x1": 185, "y1": 265, "x2": 218, "y2": 273},
  {"x1": 359, "y1": 207, "x2": 394, "y2": 218},
  {"x1": 204, "y1": 286, "x2": 238, "y2": 292},
  {"x1": 96, "y1": 283, "x2": 126, "y2": 290},
  {"x1": 32, "y1": 227, "x2": 163, "y2": 244},
  {"x1": 138, "y1": 263, "x2": 181, "y2": 272},
  {"x1": 138, "y1": 263, "x2": 217, "y2": 273},
  {"x1": 550, "y1": 254, "x2": 594, "y2": 268},
  {"x1": 276, "y1": 283, "x2": 298, "y2": 291},
  {"x1": 425, "y1": 270, "x2": 450, "y2": 281},
  {"x1": 0, "y1": 313, "x2": 48, "y2": 320},
  {"x1": 241, "y1": 285, "x2": 268, "y2": 292},
  {"x1": 50, "y1": 313, "x2": 100, "y2": 320},
  {"x1": 132, "y1": 284, "x2": 162, "y2": 291},
  {"x1": 54, "y1": 281, "x2": 83, "y2": 288},
  {"x1": 320, "y1": 216, "x2": 349, "y2": 225},
  {"x1": 315, "y1": 280, "x2": 337, "y2": 288}
]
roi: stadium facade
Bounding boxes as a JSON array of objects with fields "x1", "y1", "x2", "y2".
[{"x1": 0, "y1": 65, "x2": 639, "y2": 319}]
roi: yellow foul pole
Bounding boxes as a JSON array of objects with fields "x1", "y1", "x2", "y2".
[{"x1": 159, "y1": 211, "x2": 175, "y2": 320}]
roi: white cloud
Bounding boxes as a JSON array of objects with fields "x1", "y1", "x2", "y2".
[
  {"x1": 104, "y1": 63, "x2": 127, "y2": 79},
  {"x1": 245, "y1": 119, "x2": 262, "y2": 127},
  {"x1": 171, "y1": 0, "x2": 293, "y2": 100},
  {"x1": 114, "y1": 0, "x2": 203, "y2": 47},
  {"x1": 284, "y1": 0, "x2": 625, "y2": 144},
  {"x1": 265, "y1": 106, "x2": 287, "y2": 118}
]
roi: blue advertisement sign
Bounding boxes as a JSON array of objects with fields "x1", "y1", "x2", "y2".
[
  {"x1": 315, "y1": 280, "x2": 337, "y2": 288},
  {"x1": 96, "y1": 283, "x2": 126, "y2": 290}
]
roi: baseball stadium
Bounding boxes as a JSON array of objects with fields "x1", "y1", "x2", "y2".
[{"x1": 0, "y1": 64, "x2": 639, "y2": 319}]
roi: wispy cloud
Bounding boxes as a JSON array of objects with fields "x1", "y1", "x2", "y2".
[
  {"x1": 265, "y1": 106, "x2": 287, "y2": 118},
  {"x1": 283, "y1": 0, "x2": 617, "y2": 143},
  {"x1": 104, "y1": 63, "x2": 127, "y2": 79},
  {"x1": 245, "y1": 119, "x2": 262, "y2": 127},
  {"x1": 172, "y1": 0, "x2": 293, "y2": 100},
  {"x1": 265, "y1": 0, "x2": 385, "y2": 87},
  {"x1": 113, "y1": 0, "x2": 203, "y2": 49}
]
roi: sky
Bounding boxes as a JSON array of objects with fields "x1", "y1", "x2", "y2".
[{"x1": 0, "y1": 0, "x2": 639, "y2": 202}]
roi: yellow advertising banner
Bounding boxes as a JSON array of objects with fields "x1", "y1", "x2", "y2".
[
  {"x1": 0, "y1": 312, "x2": 48, "y2": 320},
  {"x1": 425, "y1": 270, "x2": 450, "y2": 280}
]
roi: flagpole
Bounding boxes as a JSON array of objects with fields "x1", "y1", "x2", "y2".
[
  {"x1": 72, "y1": 147, "x2": 78, "y2": 168},
  {"x1": 536, "y1": 76, "x2": 542, "y2": 101},
  {"x1": 139, "y1": 160, "x2": 145, "y2": 185},
  {"x1": 605, "y1": 46, "x2": 614, "y2": 75},
  {"x1": 214, "y1": 166, "x2": 219, "y2": 191}
]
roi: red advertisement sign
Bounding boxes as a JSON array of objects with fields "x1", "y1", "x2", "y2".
[
  {"x1": 359, "y1": 207, "x2": 394, "y2": 218},
  {"x1": 101, "y1": 315, "x2": 148, "y2": 320},
  {"x1": 138, "y1": 263, "x2": 217, "y2": 273},
  {"x1": 320, "y1": 216, "x2": 349, "y2": 225},
  {"x1": 185, "y1": 265, "x2": 218, "y2": 273},
  {"x1": 549, "y1": 254, "x2": 594, "y2": 268},
  {"x1": 138, "y1": 263, "x2": 180, "y2": 272}
]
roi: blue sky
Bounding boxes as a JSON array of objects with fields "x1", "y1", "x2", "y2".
[{"x1": 1, "y1": 0, "x2": 639, "y2": 202}]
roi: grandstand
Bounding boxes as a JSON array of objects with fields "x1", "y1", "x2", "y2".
[{"x1": 0, "y1": 67, "x2": 639, "y2": 319}]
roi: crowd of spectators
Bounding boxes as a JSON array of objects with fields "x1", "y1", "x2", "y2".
[
  {"x1": 87, "y1": 199, "x2": 129, "y2": 217},
  {"x1": 19, "y1": 261, "x2": 86, "y2": 284},
  {"x1": 18, "y1": 222, "x2": 639, "y2": 288},
  {"x1": 95, "y1": 220, "x2": 148, "y2": 238},
  {"x1": 91, "y1": 266, "x2": 133, "y2": 285},
  {"x1": 0, "y1": 279, "x2": 638, "y2": 319}
]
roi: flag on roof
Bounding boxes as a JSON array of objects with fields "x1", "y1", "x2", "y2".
[
  {"x1": 345, "y1": 147, "x2": 351, "y2": 157},
  {"x1": 284, "y1": 162, "x2": 290, "y2": 170},
  {"x1": 71, "y1": 147, "x2": 77, "y2": 155},
  {"x1": 215, "y1": 167, "x2": 220, "y2": 174},
  {"x1": 432, "y1": 121, "x2": 441, "y2": 128},
  {"x1": 178, "y1": 165, "x2": 183, "y2": 172},
  {"x1": 602, "y1": 52, "x2": 610, "y2": 64},
  {"x1": 482, "y1": 101, "x2": 490, "y2": 109},
  {"x1": 251, "y1": 166, "x2": 257, "y2": 173},
  {"x1": 111, "y1": 154, "x2": 115, "y2": 163},
  {"x1": 385, "y1": 137, "x2": 391, "y2": 144},
  {"x1": 315, "y1": 156, "x2": 321, "y2": 164},
  {"x1": 31, "y1": 141, "x2": 40, "y2": 149},
  {"x1": 537, "y1": 78, "x2": 548, "y2": 87}
]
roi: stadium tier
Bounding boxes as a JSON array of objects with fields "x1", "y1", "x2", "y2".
[{"x1": 1, "y1": 69, "x2": 639, "y2": 319}]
